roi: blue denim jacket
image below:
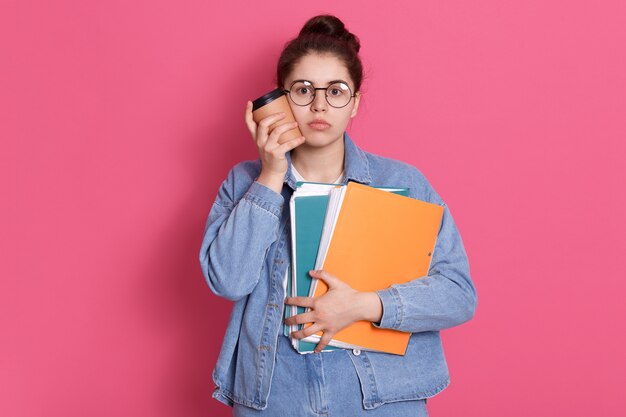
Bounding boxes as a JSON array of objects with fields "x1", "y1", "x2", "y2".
[{"x1": 199, "y1": 133, "x2": 477, "y2": 410}]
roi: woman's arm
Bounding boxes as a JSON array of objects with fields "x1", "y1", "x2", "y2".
[
  {"x1": 199, "y1": 103, "x2": 305, "y2": 301},
  {"x1": 199, "y1": 172, "x2": 284, "y2": 301},
  {"x1": 372, "y1": 202, "x2": 477, "y2": 333}
]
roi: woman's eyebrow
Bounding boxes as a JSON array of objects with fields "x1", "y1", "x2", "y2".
[
  {"x1": 291, "y1": 79, "x2": 349, "y2": 86},
  {"x1": 326, "y1": 79, "x2": 349, "y2": 86}
]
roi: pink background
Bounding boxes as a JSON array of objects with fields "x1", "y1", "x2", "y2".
[{"x1": 1, "y1": 1, "x2": 625, "y2": 416}]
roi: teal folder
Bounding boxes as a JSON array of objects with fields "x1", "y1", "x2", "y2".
[{"x1": 292, "y1": 192, "x2": 339, "y2": 352}]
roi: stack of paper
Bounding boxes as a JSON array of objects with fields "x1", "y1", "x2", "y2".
[
  {"x1": 285, "y1": 182, "x2": 340, "y2": 353},
  {"x1": 287, "y1": 181, "x2": 443, "y2": 355}
]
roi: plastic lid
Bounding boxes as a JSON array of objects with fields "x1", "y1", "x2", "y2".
[{"x1": 252, "y1": 88, "x2": 285, "y2": 111}]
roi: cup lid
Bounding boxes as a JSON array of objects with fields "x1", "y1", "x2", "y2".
[{"x1": 252, "y1": 88, "x2": 285, "y2": 111}]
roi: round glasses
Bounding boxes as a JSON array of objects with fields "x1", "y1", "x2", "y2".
[{"x1": 283, "y1": 80, "x2": 356, "y2": 108}]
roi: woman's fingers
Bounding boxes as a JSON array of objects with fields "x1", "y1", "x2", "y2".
[
  {"x1": 315, "y1": 332, "x2": 334, "y2": 353},
  {"x1": 291, "y1": 323, "x2": 323, "y2": 340},
  {"x1": 309, "y1": 269, "x2": 342, "y2": 288},
  {"x1": 284, "y1": 311, "x2": 315, "y2": 326},
  {"x1": 244, "y1": 101, "x2": 256, "y2": 138},
  {"x1": 285, "y1": 296, "x2": 314, "y2": 308},
  {"x1": 265, "y1": 121, "x2": 299, "y2": 148},
  {"x1": 275, "y1": 136, "x2": 305, "y2": 154},
  {"x1": 256, "y1": 112, "x2": 287, "y2": 146}
]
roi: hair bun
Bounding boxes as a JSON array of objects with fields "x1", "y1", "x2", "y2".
[{"x1": 299, "y1": 15, "x2": 360, "y2": 53}]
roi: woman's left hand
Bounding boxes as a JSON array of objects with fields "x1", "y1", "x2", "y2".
[{"x1": 284, "y1": 270, "x2": 383, "y2": 353}]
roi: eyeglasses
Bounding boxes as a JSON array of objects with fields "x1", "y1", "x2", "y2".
[{"x1": 283, "y1": 80, "x2": 356, "y2": 108}]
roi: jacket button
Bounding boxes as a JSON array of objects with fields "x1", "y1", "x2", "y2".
[{"x1": 352, "y1": 349, "x2": 361, "y2": 356}]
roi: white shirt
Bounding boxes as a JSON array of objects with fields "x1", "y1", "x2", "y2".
[{"x1": 290, "y1": 164, "x2": 344, "y2": 184}]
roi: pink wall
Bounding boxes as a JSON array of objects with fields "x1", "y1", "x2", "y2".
[{"x1": 1, "y1": 1, "x2": 625, "y2": 416}]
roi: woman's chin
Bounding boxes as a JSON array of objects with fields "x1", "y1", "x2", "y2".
[{"x1": 300, "y1": 131, "x2": 343, "y2": 148}]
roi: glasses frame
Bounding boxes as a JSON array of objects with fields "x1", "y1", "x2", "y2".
[{"x1": 283, "y1": 79, "x2": 356, "y2": 109}]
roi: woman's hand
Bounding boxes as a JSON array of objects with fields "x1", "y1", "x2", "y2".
[
  {"x1": 244, "y1": 101, "x2": 305, "y2": 193},
  {"x1": 284, "y1": 270, "x2": 383, "y2": 353}
]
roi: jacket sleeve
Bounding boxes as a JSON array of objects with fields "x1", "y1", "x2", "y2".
[
  {"x1": 373, "y1": 201, "x2": 478, "y2": 333},
  {"x1": 199, "y1": 168, "x2": 284, "y2": 301}
]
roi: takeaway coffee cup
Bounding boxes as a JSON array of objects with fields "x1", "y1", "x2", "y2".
[{"x1": 252, "y1": 88, "x2": 303, "y2": 144}]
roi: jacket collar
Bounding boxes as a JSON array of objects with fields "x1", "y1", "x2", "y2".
[{"x1": 284, "y1": 132, "x2": 372, "y2": 190}]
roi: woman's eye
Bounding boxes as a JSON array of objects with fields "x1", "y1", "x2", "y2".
[
  {"x1": 329, "y1": 88, "x2": 343, "y2": 96},
  {"x1": 297, "y1": 87, "x2": 311, "y2": 95}
]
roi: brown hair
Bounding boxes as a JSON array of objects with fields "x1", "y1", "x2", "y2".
[{"x1": 277, "y1": 15, "x2": 363, "y2": 92}]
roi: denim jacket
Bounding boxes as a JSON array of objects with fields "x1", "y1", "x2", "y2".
[{"x1": 199, "y1": 133, "x2": 477, "y2": 410}]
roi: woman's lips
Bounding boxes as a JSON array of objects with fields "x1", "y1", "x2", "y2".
[{"x1": 308, "y1": 120, "x2": 331, "y2": 131}]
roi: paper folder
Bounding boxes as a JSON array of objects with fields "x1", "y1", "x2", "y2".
[{"x1": 308, "y1": 182, "x2": 444, "y2": 355}]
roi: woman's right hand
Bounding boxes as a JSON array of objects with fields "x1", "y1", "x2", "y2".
[{"x1": 245, "y1": 100, "x2": 305, "y2": 193}]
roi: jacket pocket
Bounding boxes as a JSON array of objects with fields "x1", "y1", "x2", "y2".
[{"x1": 348, "y1": 331, "x2": 450, "y2": 409}]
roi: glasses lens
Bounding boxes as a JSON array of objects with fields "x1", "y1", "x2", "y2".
[
  {"x1": 326, "y1": 82, "x2": 352, "y2": 108},
  {"x1": 289, "y1": 81, "x2": 315, "y2": 106}
]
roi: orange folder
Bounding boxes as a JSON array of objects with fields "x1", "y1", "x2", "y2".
[{"x1": 310, "y1": 182, "x2": 444, "y2": 355}]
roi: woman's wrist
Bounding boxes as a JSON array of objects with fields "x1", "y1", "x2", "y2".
[
  {"x1": 256, "y1": 170, "x2": 285, "y2": 194},
  {"x1": 355, "y1": 291, "x2": 383, "y2": 323}
]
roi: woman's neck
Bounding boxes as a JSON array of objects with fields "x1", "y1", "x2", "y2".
[{"x1": 291, "y1": 136, "x2": 345, "y2": 183}]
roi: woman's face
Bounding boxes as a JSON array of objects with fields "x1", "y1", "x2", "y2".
[{"x1": 283, "y1": 53, "x2": 360, "y2": 149}]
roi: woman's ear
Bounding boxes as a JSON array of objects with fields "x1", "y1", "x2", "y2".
[{"x1": 350, "y1": 92, "x2": 361, "y2": 118}]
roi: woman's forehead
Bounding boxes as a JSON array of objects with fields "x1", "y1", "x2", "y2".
[{"x1": 286, "y1": 53, "x2": 352, "y2": 85}]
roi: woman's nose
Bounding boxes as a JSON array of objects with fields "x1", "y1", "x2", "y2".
[{"x1": 310, "y1": 91, "x2": 327, "y2": 112}]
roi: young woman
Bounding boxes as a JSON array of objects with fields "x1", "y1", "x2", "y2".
[{"x1": 199, "y1": 15, "x2": 477, "y2": 416}]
